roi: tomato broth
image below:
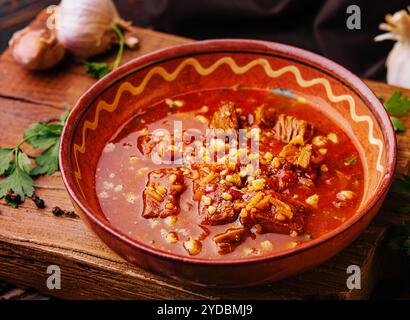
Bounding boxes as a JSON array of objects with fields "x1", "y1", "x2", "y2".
[{"x1": 96, "y1": 88, "x2": 364, "y2": 259}]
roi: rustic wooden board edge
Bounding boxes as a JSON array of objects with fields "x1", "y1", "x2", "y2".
[{"x1": 0, "y1": 208, "x2": 388, "y2": 300}]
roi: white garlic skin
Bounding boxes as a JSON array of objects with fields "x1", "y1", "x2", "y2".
[
  {"x1": 375, "y1": 8, "x2": 410, "y2": 89},
  {"x1": 386, "y1": 42, "x2": 410, "y2": 89},
  {"x1": 56, "y1": 0, "x2": 121, "y2": 59},
  {"x1": 9, "y1": 27, "x2": 65, "y2": 70}
]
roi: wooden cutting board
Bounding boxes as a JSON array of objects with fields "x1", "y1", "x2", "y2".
[{"x1": 0, "y1": 12, "x2": 409, "y2": 300}]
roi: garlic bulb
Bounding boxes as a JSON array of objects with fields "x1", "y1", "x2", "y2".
[
  {"x1": 9, "y1": 27, "x2": 65, "y2": 71},
  {"x1": 56, "y1": 0, "x2": 138, "y2": 59},
  {"x1": 375, "y1": 7, "x2": 410, "y2": 89}
]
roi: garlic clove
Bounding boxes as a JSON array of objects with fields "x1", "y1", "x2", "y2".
[
  {"x1": 56, "y1": 0, "x2": 129, "y2": 59},
  {"x1": 375, "y1": 7, "x2": 410, "y2": 89},
  {"x1": 9, "y1": 27, "x2": 65, "y2": 71}
]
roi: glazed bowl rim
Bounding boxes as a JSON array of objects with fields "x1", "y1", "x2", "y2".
[{"x1": 60, "y1": 39, "x2": 397, "y2": 266}]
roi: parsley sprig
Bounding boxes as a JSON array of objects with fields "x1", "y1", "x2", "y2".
[
  {"x1": 0, "y1": 110, "x2": 69, "y2": 207},
  {"x1": 383, "y1": 92, "x2": 410, "y2": 257},
  {"x1": 84, "y1": 24, "x2": 125, "y2": 79},
  {"x1": 383, "y1": 91, "x2": 410, "y2": 132}
]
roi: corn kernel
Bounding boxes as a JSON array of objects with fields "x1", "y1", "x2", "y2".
[
  {"x1": 251, "y1": 178, "x2": 266, "y2": 191},
  {"x1": 271, "y1": 157, "x2": 281, "y2": 169},
  {"x1": 305, "y1": 194, "x2": 319, "y2": 208},
  {"x1": 183, "y1": 237, "x2": 202, "y2": 255},
  {"x1": 312, "y1": 136, "x2": 327, "y2": 147},
  {"x1": 103, "y1": 181, "x2": 114, "y2": 190},
  {"x1": 113, "y1": 184, "x2": 123, "y2": 193},
  {"x1": 240, "y1": 208, "x2": 248, "y2": 217},
  {"x1": 150, "y1": 219, "x2": 159, "y2": 228},
  {"x1": 126, "y1": 193, "x2": 137, "y2": 204},
  {"x1": 221, "y1": 192, "x2": 232, "y2": 201},
  {"x1": 227, "y1": 162, "x2": 236, "y2": 171},
  {"x1": 239, "y1": 169, "x2": 247, "y2": 178},
  {"x1": 168, "y1": 174, "x2": 177, "y2": 183},
  {"x1": 290, "y1": 230, "x2": 298, "y2": 237},
  {"x1": 288, "y1": 242, "x2": 298, "y2": 249},
  {"x1": 336, "y1": 190, "x2": 354, "y2": 200},
  {"x1": 318, "y1": 148, "x2": 328, "y2": 155},
  {"x1": 275, "y1": 213, "x2": 286, "y2": 221},
  {"x1": 156, "y1": 186, "x2": 167, "y2": 195},
  {"x1": 166, "y1": 232, "x2": 178, "y2": 243},
  {"x1": 164, "y1": 216, "x2": 177, "y2": 226},
  {"x1": 165, "y1": 202, "x2": 174, "y2": 210},
  {"x1": 103, "y1": 143, "x2": 116, "y2": 153},
  {"x1": 98, "y1": 191, "x2": 109, "y2": 199},
  {"x1": 264, "y1": 152, "x2": 273, "y2": 161},
  {"x1": 201, "y1": 195, "x2": 212, "y2": 206},
  {"x1": 260, "y1": 240, "x2": 273, "y2": 251},
  {"x1": 208, "y1": 205, "x2": 217, "y2": 214},
  {"x1": 137, "y1": 167, "x2": 149, "y2": 175},
  {"x1": 195, "y1": 115, "x2": 209, "y2": 124},
  {"x1": 320, "y1": 164, "x2": 329, "y2": 172},
  {"x1": 327, "y1": 133, "x2": 339, "y2": 143},
  {"x1": 174, "y1": 100, "x2": 184, "y2": 107},
  {"x1": 165, "y1": 98, "x2": 174, "y2": 107},
  {"x1": 129, "y1": 156, "x2": 139, "y2": 164}
]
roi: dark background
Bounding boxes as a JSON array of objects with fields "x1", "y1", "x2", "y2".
[{"x1": 0, "y1": 0, "x2": 408, "y2": 80}]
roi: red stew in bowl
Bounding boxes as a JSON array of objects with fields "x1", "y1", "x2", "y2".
[{"x1": 96, "y1": 87, "x2": 364, "y2": 260}]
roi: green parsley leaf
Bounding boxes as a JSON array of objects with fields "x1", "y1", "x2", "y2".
[
  {"x1": 1, "y1": 109, "x2": 70, "y2": 206},
  {"x1": 0, "y1": 151, "x2": 34, "y2": 202},
  {"x1": 390, "y1": 116, "x2": 406, "y2": 132},
  {"x1": 18, "y1": 151, "x2": 31, "y2": 174},
  {"x1": 0, "y1": 148, "x2": 13, "y2": 175},
  {"x1": 60, "y1": 109, "x2": 70, "y2": 124},
  {"x1": 30, "y1": 140, "x2": 60, "y2": 176},
  {"x1": 23, "y1": 122, "x2": 63, "y2": 149},
  {"x1": 382, "y1": 91, "x2": 410, "y2": 132},
  {"x1": 84, "y1": 61, "x2": 110, "y2": 79},
  {"x1": 384, "y1": 91, "x2": 410, "y2": 116}
]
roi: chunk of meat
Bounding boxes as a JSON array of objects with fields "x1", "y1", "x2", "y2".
[
  {"x1": 138, "y1": 132, "x2": 183, "y2": 163},
  {"x1": 254, "y1": 104, "x2": 276, "y2": 128},
  {"x1": 137, "y1": 134, "x2": 157, "y2": 155},
  {"x1": 240, "y1": 191, "x2": 306, "y2": 235},
  {"x1": 198, "y1": 184, "x2": 241, "y2": 225},
  {"x1": 273, "y1": 114, "x2": 314, "y2": 143},
  {"x1": 142, "y1": 168, "x2": 186, "y2": 218},
  {"x1": 279, "y1": 135, "x2": 313, "y2": 170},
  {"x1": 192, "y1": 164, "x2": 243, "y2": 225},
  {"x1": 259, "y1": 159, "x2": 299, "y2": 192},
  {"x1": 210, "y1": 102, "x2": 238, "y2": 131},
  {"x1": 213, "y1": 228, "x2": 251, "y2": 255}
]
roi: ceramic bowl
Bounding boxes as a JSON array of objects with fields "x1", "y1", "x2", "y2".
[{"x1": 60, "y1": 39, "x2": 396, "y2": 287}]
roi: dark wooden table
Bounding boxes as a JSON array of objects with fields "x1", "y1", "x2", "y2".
[{"x1": 0, "y1": 10, "x2": 409, "y2": 300}]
